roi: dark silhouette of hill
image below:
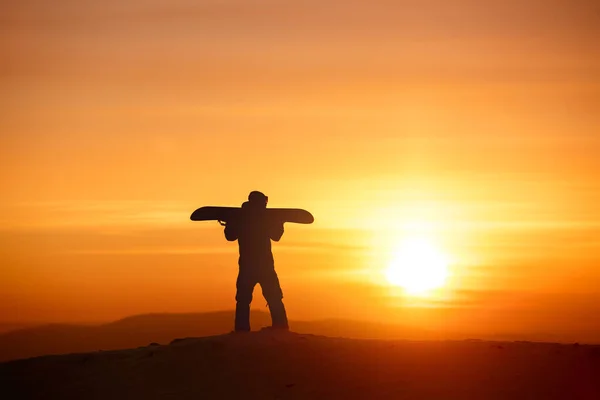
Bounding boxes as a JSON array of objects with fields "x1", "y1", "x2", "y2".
[
  {"x1": 0, "y1": 323, "x2": 38, "y2": 334},
  {"x1": 0, "y1": 310, "x2": 595, "y2": 363},
  {"x1": 0, "y1": 311, "x2": 436, "y2": 362},
  {"x1": 0, "y1": 311, "x2": 264, "y2": 362},
  {"x1": 2, "y1": 330, "x2": 599, "y2": 399}
]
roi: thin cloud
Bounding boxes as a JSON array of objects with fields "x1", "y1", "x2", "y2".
[{"x1": 65, "y1": 246, "x2": 233, "y2": 256}]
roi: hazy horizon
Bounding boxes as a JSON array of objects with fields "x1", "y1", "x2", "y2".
[
  {"x1": 2, "y1": 1, "x2": 599, "y2": 342},
  {"x1": 3, "y1": 308, "x2": 600, "y2": 343}
]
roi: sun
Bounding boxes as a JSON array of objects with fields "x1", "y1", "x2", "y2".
[{"x1": 385, "y1": 237, "x2": 449, "y2": 295}]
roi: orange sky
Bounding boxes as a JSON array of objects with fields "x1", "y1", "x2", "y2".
[{"x1": 1, "y1": 1, "x2": 599, "y2": 341}]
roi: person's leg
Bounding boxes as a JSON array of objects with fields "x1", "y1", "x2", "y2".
[
  {"x1": 235, "y1": 270, "x2": 256, "y2": 332},
  {"x1": 260, "y1": 268, "x2": 289, "y2": 329}
]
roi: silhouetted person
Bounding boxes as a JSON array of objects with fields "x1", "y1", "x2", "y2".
[{"x1": 224, "y1": 191, "x2": 289, "y2": 332}]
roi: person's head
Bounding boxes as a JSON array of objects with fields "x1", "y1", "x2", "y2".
[{"x1": 247, "y1": 191, "x2": 268, "y2": 209}]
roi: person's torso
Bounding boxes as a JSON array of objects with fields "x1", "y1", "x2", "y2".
[{"x1": 236, "y1": 212, "x2": 274, "y2": 265}]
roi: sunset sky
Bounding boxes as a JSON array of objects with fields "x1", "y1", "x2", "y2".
[{"x1": 1, "y1": 1, "x2": 599, "y2": 341}]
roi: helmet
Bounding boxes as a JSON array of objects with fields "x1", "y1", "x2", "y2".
[{"x1": 248, "y1": 191, "x2": 268, "y2": 205}]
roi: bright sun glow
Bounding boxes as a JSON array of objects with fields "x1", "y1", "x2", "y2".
[{"x1": 385, "y1": 237, "x2": 449, "y2": 295}]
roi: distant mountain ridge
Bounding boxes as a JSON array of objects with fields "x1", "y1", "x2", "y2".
[
  {"x1": 0, "y1": 311, "x2": 423, "y2": 362},
  {"x1": 0, "y1": 310, "x2": 591, "y2": 362}
]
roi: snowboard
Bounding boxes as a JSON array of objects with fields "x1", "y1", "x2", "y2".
[{"x1": 190, "y1": 206, "x2": 314, "y2": 224}]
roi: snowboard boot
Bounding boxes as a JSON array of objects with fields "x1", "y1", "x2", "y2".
[
  {"x1": 267, "y1": 300, "x2": 289, "y2": 330},
  {"x1": 234, "y1": 302, "x2": 251, "y2": 332}
]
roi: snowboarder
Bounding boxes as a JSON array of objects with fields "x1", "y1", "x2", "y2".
[{"x1": 224, "y1": 191, "x2": 289, "y2": 332}]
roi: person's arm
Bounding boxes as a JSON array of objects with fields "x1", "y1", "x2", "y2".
[
  {"x1": 224, "y1": 221, "x2": 239, "y2": 241},
  {"x1": 269, "y1": 222, "x2": 284, "y2": 242}
]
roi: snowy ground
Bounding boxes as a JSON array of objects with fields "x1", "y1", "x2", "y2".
[{"x1": 2, "y1": 330, "x2": 599, "y2": 399}]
